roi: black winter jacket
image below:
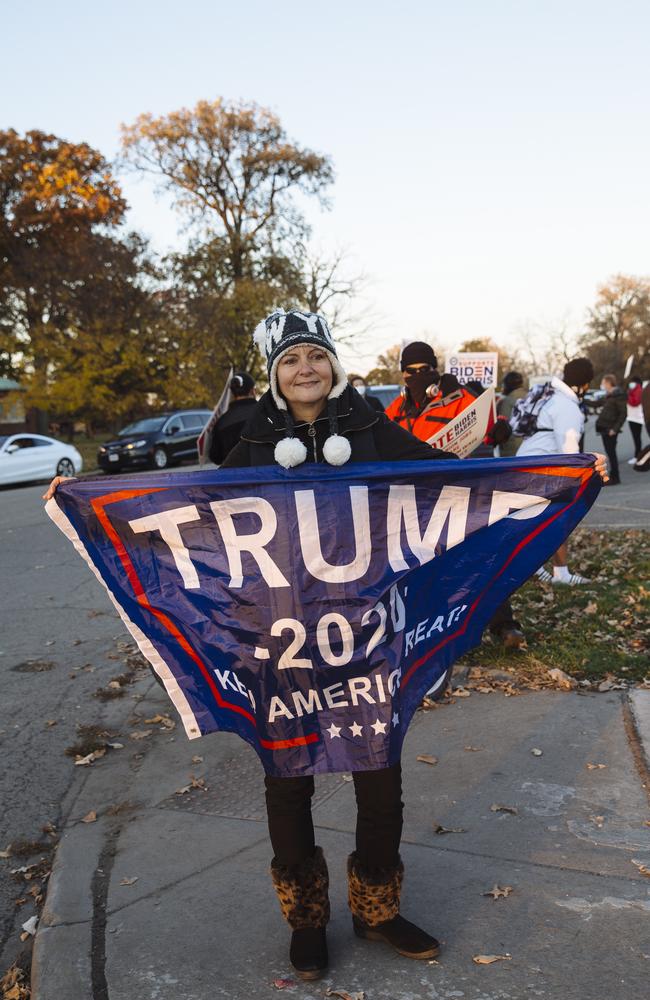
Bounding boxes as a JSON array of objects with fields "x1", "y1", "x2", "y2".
[
  {"x1": 221, "y1": 385, "x2": 457, "y2": 467},
  {"x1": 595, "y1": 388, "x2": 627, "y2": 434},
  {"x1": 209, "y1": 397, "x2": 258, "y2": 465}
]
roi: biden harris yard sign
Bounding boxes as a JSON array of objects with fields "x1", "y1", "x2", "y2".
[{"x1": 46, "y1": 455, "x2": 600, "y2": 776}]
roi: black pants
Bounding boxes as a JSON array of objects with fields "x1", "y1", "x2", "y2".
[
  {"x1": 629, "y1": 421, "x2": 642, "y2": 458},
  {"x1": 489, "y1": 599, "x2": 520, "y2": 635},
  {"x1": 265, "y1": 762, "x2": 403, "y2": 869},
  {"x1": 600, "y1": 432, "x2": 620, "y2": 481}
]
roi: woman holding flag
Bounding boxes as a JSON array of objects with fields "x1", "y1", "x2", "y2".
[
  {"x1": 219, "y1": 309, "x2": 458, "y2": 979},
  {"x1": 44, "y1": 308, "x2": 608, "y2": 983}
]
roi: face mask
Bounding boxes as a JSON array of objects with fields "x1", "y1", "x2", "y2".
[
  {"x1": 600, "y1": 383, "x2": 606, "y2": 392},
  {"x1": 404, "y1": 369, "x2": 439, "y2": 400},
  {"x1": 354, "y1": 384, "x2": 367, "y2": 396}
]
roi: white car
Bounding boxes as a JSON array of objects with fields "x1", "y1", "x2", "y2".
[{"x1": 0, "y1": 433, "x2": 83, "y2": 486}]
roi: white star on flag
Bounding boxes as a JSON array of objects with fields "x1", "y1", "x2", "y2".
[
  {"x1": 349, "y1": 722, "x2": 363, "y2": 738},
  {"x1": 326, "y1": 723, "x2": 342, "y2": 739},
  {"x1": 392, "y1": 713, "x2": 400, "y2": 728},
  {"x1": 371, "y1": 718, "x2": 387, "y2": 735}
]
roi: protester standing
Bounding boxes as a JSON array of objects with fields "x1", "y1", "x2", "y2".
[
  {"x1": 626, "y1": 375, "x2": 645, "y2": 463},
  {"x1": 208, "y1": 372, "x2": 257, "y2": 465},
  {"x1": 643, "y1": 381, "x2": 650, "y2": 437},
  {"x1": 496, "y1": 372, "x2": 527, "y2": 457},
  {"x1": 348, "y1": 373, "x2": 385, "y2": 412},
  {"x1": 218, "y1": 311, "x2": 458, "y2": 978},
  {"x1": 517, "y1": 358, "x2": 602, "y2": 583},
  {"x1": 386, "y1": 344, "x2": 524, "y2": 647},
  {"x1": 593, "y1": 375, "x2": 627, "y2": 485}
]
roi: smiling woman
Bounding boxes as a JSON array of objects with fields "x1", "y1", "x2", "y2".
[{"x1": 218, "y1": 308, "x2": 457, "y2": 979}]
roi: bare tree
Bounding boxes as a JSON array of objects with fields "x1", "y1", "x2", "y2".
[{"x1": 296, "y1": 243, "x2": 371, "y2": 342}]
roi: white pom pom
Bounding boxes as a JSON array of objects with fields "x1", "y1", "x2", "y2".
[
  {"x1": 253, "y1": 319, "x2": 268, "y2": 357},
  {"x1": 322, "y1": 434, "x2": 352, "y2": 466},
  {"x1": 274, "y1": 437, "x2": 308, "y2": 468}
]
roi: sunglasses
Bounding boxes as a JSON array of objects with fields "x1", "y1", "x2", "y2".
[{"x1": 404, "y1": 365, "x2": 434, "y2": 376}]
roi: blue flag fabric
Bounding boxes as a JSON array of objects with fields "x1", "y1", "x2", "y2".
[{"x1": 47, "y1": 455, "x2": 600, "y2": 776}]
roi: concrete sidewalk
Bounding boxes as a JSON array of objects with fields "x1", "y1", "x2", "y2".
[{"x1": 31, "y1": 679, "x2": 650, "y2": 1000}]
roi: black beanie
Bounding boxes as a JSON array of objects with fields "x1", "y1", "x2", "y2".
[
  {"x1": 563, "y1": 358, "x2": 594, "y2": 388},
  {"x1": 230, "y1": 372, "x2": 255, "y2": 396},
  {"x1": 503, "y1": 371, "x2": 524, "y2": 393},
  {"x1": 400, "y1": 341, "x2": 438, "y2": 370}
]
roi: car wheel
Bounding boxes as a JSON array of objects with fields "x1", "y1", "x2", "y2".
[
  {"x1": 152, "y1": 447, "x2": 168, "y2": 469},
  {"x1": 56, "y1": 458, "x2": 75, "y2": 477}
]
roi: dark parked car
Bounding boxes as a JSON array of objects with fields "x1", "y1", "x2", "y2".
[{"x1": 97, "y1": 410, "x2": 212, "y2": 473}]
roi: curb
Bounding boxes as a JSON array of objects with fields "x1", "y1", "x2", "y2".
[{"x1": 629, "y1": 689, "x2": 650, "y2": 777}]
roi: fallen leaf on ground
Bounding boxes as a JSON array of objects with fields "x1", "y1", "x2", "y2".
[
  {"x1": 106, "y1": 741, "x2": 124, "y2": 749},
  {"x1": 144, "y1": 714, "x2": 176, "y2": 729},
  {"x1": 0, "y1": 846, "x2": 11, "y2": 858},
  {"x1": 547, "y1": 667, "x2": 577, "y2": 690},
  {"x1": 45, "y1": 719, "x2": 57, "y2": 727},
  {"x1": 473, "y1": 953, "x2": 511, "y2": 965},
  {"x1": 190, "y1": 776, "x2": 208, "y2": 791},
  {"x1": 433, "y1": 823, "x2": 466, "y2": 835},
  {"x1": 108, "y1": 680, "x2": 122, "y2": 689},
  {"x1": 586, "y1": 763, "x2": 607, "y2": 770},
  {"x1": 272, "y1": 979, "x2": 296, "y2": 990},
  {"x1": 584, "y1": 601, "x2": 598, "y2": 614},
  {"x1": 483, "y1": 884, "x2": 513, "y2": 900},
  {"x1": 490, "y1": 804, "x2": 518, "y2": 815},
  {"x1": 531, "y1": 748, "x2": 543, "y2": 756},
  {"x1": 631, "y1": 859, "x2": 650, "y2": 876},
  {"x1": 464, "y1": 746, "x2": 484, "y2": 752},
  {"x1": 590, "y1": 815, "x2": 605, "y2": 828},
  {"x1": 191, "y1": 755, "x2": 203, "y2": 764},
  {"x1": 452, "y1": 687, "x2": 471, "y2": 697},
  {"x1": 81, "y1": 811, "x2": 97, "y2": 824},
  {"x1": 416, "y1": 754, "x2": 438, "y2": 765},
  {"x1": 119, "y1": 876, "x2": 139, "y2": 886},
  {"x1": 326, "y1": 990, "x2": 366, "y2": 1000},
  {"x1": 129, "y1": 729, "x2": 153, "y2": 741},
  {"x1": 0, "y1": 961, "x2": 30, "y2": 1000},
  {"x1": 74, "y1": 748, "x2": 106, "y2": 766}
]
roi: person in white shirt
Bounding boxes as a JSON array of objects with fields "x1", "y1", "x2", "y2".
[{"x1": 518, "y1": 358, "x2": 599, "y2": 585}]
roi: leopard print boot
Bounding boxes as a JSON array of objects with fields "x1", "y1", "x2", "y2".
[
  {"x1": 270, "y1": 846, "x2": 329, "y2": 980},
  {"x1": 347, "y1": 852, "x2": 440, "y2": 960}
]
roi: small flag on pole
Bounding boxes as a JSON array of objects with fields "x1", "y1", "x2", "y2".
[{"x1": 197, "y1": 367, "x2": 234, "y2": 465}]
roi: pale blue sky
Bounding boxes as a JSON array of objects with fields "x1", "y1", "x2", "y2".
[{"x1": 4, "y1": 0, "x2": 650, "y2": 371}]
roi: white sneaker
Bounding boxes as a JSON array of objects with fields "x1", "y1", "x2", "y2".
[
  {"x1": 552, "y1": 573, "x2": 590, "y2": 586},
  {"x1": 628, "y1": 457, "x2": 637, "y2": 465}
]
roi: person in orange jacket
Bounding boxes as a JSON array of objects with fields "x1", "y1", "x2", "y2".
[
  {"x1": 384, "y1": 342, "x2": 508, "y2": 449},
  {"x1": 386, "y1": 342, "x2": 524, "y2": 647}
]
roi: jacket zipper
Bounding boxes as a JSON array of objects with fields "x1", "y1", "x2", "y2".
[{"x1": 308, "y1": 423, "x2": 318, "y2": 461}]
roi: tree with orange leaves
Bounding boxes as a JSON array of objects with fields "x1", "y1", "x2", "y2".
[{"x1": 0, "y1": 129, "x2": 127, "y2": 402}]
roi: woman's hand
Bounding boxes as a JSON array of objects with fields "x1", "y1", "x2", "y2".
[
  {"x1": 592, "y1": 453, "x2": 609, "y2": 483},
  {"x1": 42, "y1": 476, "x2": 75, "y2": 501}
]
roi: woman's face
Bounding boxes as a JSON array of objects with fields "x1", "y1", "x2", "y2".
[{"x1": 276, "y1": 344, "x2": 333, "y2": 409}]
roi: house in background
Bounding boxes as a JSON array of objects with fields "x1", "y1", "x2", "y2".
[{"x1": 0, "y1": 378, "x2": 32, "y2": 435}]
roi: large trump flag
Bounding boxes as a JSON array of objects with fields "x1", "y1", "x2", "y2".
[{"x1": 47, "y1": 455, "x2": 599, "y2": 776}]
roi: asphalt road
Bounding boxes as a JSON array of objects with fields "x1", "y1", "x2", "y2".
[{"x1": 0, "y1": 429, "x2": 647, "y2": 972}]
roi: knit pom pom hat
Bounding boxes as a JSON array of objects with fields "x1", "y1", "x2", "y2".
[{"x1": 253, "y1": 308, "x2": 351, "y2": 468}]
